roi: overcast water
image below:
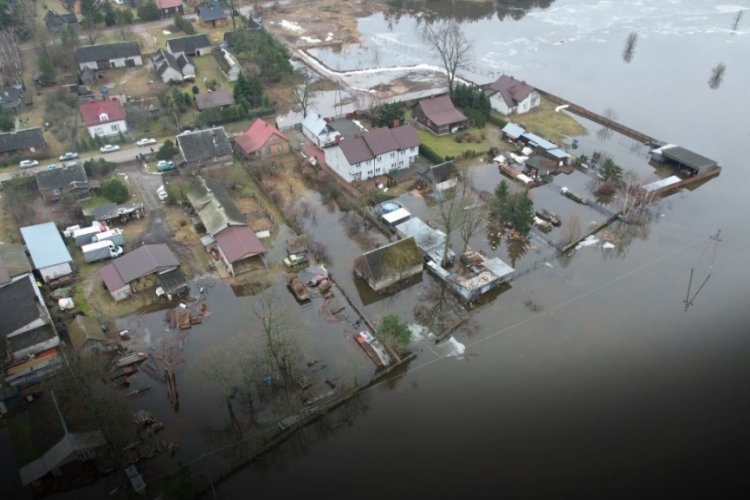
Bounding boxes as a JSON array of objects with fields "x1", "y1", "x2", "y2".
[{"x1": 214, "y1": 1, "x2": 750, "y2": 498}]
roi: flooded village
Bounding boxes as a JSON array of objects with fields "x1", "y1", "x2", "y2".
[{"x1": 0, "y1": 0, "x2": 737, "y2": 498}]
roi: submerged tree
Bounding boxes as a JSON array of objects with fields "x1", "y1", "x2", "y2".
[
  {"x1": 422, "y1": 20, "x2": 473, "y2": 97},
  {"x1": 622, "y1": 31, "x2": 638, "y2": 63},
  {"x1": 489, "y1": 180, "x2": 535, "y2": 235},
  {"x1": 600, "y1": 157, "x2": 623, "y2": 182},
  {"x1": 708, "y1": 62, "x2": 727, "y2": 90},
  {"x1": 731, "y1": 10, "x2": 744, "y2": 32}
]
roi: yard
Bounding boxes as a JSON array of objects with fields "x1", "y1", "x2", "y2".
[
  {"x1": 511, "y1": 97, "x2": 587, "y2": 144},
  {"x1": 414, "y1": 124, "x2": 501, "y2": 160}
]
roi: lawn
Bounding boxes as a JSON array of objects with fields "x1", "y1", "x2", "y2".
[
  {"x1": 511, "y1": 97, "x2": 587, "y2": 144},
  {"x1": 80, "y1": 196, "x2": 111, "y2": 210},
  {"x1": 415, "y1": 125, "x2": 497, "y2": 160},
  {"x1": 192, "y1": 54, "x2": 230, "y2": 93}
]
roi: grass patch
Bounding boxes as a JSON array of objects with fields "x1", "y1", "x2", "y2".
[
  {"x1": 72, "y1": 281, "x2": 93, "y2": 316},
  {"x1": 512, "y1": 97, "x2": 587, "y2": 144},
  {"x1": 415, "y1": 125, "x2": 495, "y2": 159},
  {"x1": 192, "y1": 56, "x2": 229, "y2": 93},
  {"x1": 80, "y1": 195, "x2": 111, "y2": 210}
]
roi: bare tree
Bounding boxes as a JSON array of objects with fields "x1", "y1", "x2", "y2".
[
  {"x1": 293, "y1": 71, "x2": 313, "y2": 117},
  {"x1": 457, "y1": 189, "x2": 487, "y2": 254},
  {"x1": 252, "y1": 288, "x2": 303, "y2": 391},
  {"x1": 0, "y1": 29, "x2": 23, "y2": 84},
  {"x1": 622, "y1": 32, "x2": 638, "y2": 63},
  {"x1": 708, "y1": 62, "x2": 726, "y2": 90},
  {"x1": 597, "y1": 107, "x2": 617, "y2": 140},
  {"x1": 731, "y1": 10, "x2": 744, "y2": 32},
  {"x1": 563, "y1": 214, "x2": 581, "y2": 245},
  {"x1": 422, "y1": 20, "x2": 473, "y2": 97}
]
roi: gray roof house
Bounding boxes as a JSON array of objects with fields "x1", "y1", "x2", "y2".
[
  {"x1": 100, "y1": 244, "x2": 183, "y2": 301},
  {"x1": 167, "y1": 34, "x2": 212, "y2": 57},
  {"x1": 0, "y1": 128, "x2": 48, "y2": 159},
  {"x1": 19, "y1": 222, "x2": 74, "y2": 284},
  {"x1": 194, "y1": 89, "x2": 234, "y2": 111},
  {"x1": 66, "y1": 315, "x2": 108, "y2": 356},
  {"x1": 176, "y1": 127, "x2": 233, "y2": 168},
  {"x1": 199, "y1": 5, "x2": 228, "y2": 28},
  {"x1": 75, "y1": 42, "x2": 143, "y2": 71},
  {"x1": 0, "y1": 273, "x2": 59, "y2": 361},
  {"x1": 44, "y1": 9, "x2": 78, "y2": 32},
  {"x1": 0, "y1": 243, "x2": 32, "y2": 286},
  {"x1": 35, "y1": 163, "x2": 98, "y2": 202},
  {"x1": 152, "y1": 49, "x2": 195, "y2": 83},
  {"x1": 354, "y1": 237, "x2": 423, "y2": 292},
  {"x1": 0, "y1": 85, "x2": 24, "y2": 113}
]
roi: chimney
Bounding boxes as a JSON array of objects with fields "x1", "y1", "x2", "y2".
[
  {"x1": 392, "y1": 119, "x2": 400, "y2": 128},
  {"x1": 335, "y1": 135, "x2": 342, "y2": 144}
]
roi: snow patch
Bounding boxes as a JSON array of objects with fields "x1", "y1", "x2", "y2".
[
  {"x1": 280, "y1": 20, "x2": 303, "y2": 32},
  {"x1": 301, "y1": 36, "x2": 322, "y2": 44},
  {"x1": 409, "y1": 324, "x2": 466, "y2": 360},
  {"x1": 575, "y1": 235, "x2": 600, "y2": 249}
]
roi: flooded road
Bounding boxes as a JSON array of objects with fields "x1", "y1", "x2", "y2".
[{"x1": 215, "y1": 0, "x2": 750, "y2": 498}]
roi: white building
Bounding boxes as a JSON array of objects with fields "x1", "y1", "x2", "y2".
[
  {"x1": 79, "y1": 99, "x2": 128, "y2": 138},
  {"x1": 302, "y1": 112, "x2": 340, "y2": 148},
  {"x1": 487, "y1": 74, "x2": 541, "y2": 116},
  {"x1": 152, "y1": 49, "x2": 196, "y2": 83},
  {"x1": 323, "y1": 125, "x2": 421, "y2": 183},
  {"x1": 19, "y1": 222, "x2": 73, "y2": 284},
  {"x1": 75, "y1": 41, "x2": 143, "y2": 71}
]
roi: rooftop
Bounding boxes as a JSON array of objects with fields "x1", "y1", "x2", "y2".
[
  {"x1": 199, "y1": 4, "x2": 227, "y2": 22},
  {"x1": 167, "y1": 33, "x2": 211, "y2": 54},
  {"x1": 195, "y1": 89, "x2": 235, "y2": 110},
  {"x1": 35, "y1": 163, "x2": 89, "y2": 191},
  {"x1": 186, "y1": 177, "x2": 245, "y2": 236},
  {"x1": 354, "y1": 237, "x2": 423, "y2": 282},
  {"x1": 489, "y1": 74, "x2": 537, "y2": 105},
  {"x1": 215, "y1": 225, "x2": 267, "y2": 263},
  {"x1": 75, "y1": 41, "x2": 141, "y2": 64},
  {"x1": 0, "y1": 243, "x2": 32, "y2": 284},
  {"x1": 0, "y1": 128, "x2": 47, "y2": 154},
  {"x1": 79, "y1": 99, "x2": 126, "y2": 126},
  {"x1": 660, "y1": 146, "x2": 717, "y2": 172},
  {"x1": 101, "y1": 244, "x2": 179, "y2": 292},
  {"x1": 66, "y1": 315, "x2": 106, "y2": 352},
  {"x1": 0, "y1": 274, "x2": 44, "y2": 339},
  {"x1": 235, "y1": 119, "x2": 288, "y2": 154},
  {"x1": 417, "y1": 95, "x2": 467, "y2": 127},
  {"x1": 177, "y1": 127, "x2": 232, "y2": 163},
  {"x1": 19, "y1": 222, "x2": 72, "y2": 269}
]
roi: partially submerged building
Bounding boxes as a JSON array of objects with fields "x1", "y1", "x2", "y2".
[
  {"x1": 354, "y1": 237, "x2": 423, "y2": 292},
  {"x1": 20, "y1": 222, "x2": 74, "y2": 284},
  {"x1": 650, "y1": 144, "x2": 718, "y2": 177},
  {"x1": 186, "y1": 177, "x2": 267, "y2": 276},
  {"x1": 100, "y1": 244, "x2": 185, "y2": 302},
  {"x1": 427, "y1": 249, "x2": 514, "y2": 303},
  {"x1": 394, "y1": 217, "x2": 455, "y2": 266}
]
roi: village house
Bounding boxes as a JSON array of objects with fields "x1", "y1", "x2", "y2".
[
  {"x1": 323, "y1": 124, "x2": 421, "y2": 183},
  {"x1": 302, "y1": 111, "x2": 341, "y2": 148},
  {"x1": 80, "y1": 98, "x2": 128, "y2": 138},
  {"x1": 194, "y1": 89, "x2": 234, "y2": 111},
  {"x1": 19, "y1": 222, "x2": 74, "y2": 284},
  {"x1": 487, "y1": 74, "x2": 541, "y2": 115},
  {"x1": 66, "y1": 315, "x2": 108, "y2": 356},
  {"x1": 234, "y1": 119, "x2": 289, "y2": 159},
  {"x1": 186, "y1": 177, "x2": 267, "y2": 276},
  {"x1": 0, "y1": 85, "x2": 26, "y2": 114},
  {"x1": 413, "y1": 94, "x2": 467, "y2": 135},
  {"x1": 0, "y1": 243, "x2": 32, "y2": 286},
  {"x1": 650, "y1": 145, "x2": 719, "y2": 177},
  {"x1": 0, "y1": 273, "x2": 60, "y2": 362},
  {"x1": 100, "y1": 244, "x2": 185, "y2": 302},
  {"x1": 167, "y1": 33, "x2": 211, "y2": 57},
  {"x1": 176, "y1": 127, "x2": 233, "y2": 169},
  {"x1": 0, "y1": 128, "x2": 47, "y2": 160},
  {"x1": 213, "y1": 47, "x2": 241, "y2": 81},
  {"x1": 44, "y1": 9, "x2": 78, "y2": 32},
  {"x1": 35, "y1": 163, "x2": 98, "y2": 202},
  {"x1": 152, "y1": 49, "x2": 195, "y2": 83},
  {"x1": 15, "y1": 392, "x2": 106, "y2": 488},
  {"x1": 222, "y1": 20, "x2": 261, "y2": 48},
  {"x1": 518, "y1": 131, "x2": 570, "y2": 166},
  {"x1": 354, "y1": 237, "x2": 423, "y2": 292},
  {"x1": 198, "y1": 4, "x2": 228, "y2": 28},
  {"x1": 75, "y1": 41, "x2": 143, "y2": 71},
  {"x1": 394, "y1": 216, "x2": 455, "y2": 267},
  {"x1": 154, "y1": 0, "x2": 184, "y2": 18}
]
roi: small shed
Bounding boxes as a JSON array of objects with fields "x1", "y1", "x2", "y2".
[
  {"x1": 66, "y1": 315, "x2": 107, "y2": 356},
  {"x1": 354, "y1": 237, "x2": 423, "y2": 292}
]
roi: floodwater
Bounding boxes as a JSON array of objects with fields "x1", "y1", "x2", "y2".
[{"x1": 213, "y1": 1, "x2": 750, "y2": 499}]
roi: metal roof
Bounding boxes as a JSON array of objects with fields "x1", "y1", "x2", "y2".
[
  {"x1": 502, "y1": 122, "x2": 526, "y2": 139},
  {"x1": 521, "y1": 132, "x2": 558, "y2": 151},
  {"x1": 20, "y1": 222, "x2": 72, "y2": 269},
  {"x1": 394, "y1": 217, "x2": 454, "y2": 264},
  {"x1": 75, "y1": 42, "x2": 141, "y2": 63},
  {"x1": 661, "y1": 146, "x2": 717, "y2": 172},
  {"x1": 215, "y1": 225, "x2": 267, "y2": 263}
]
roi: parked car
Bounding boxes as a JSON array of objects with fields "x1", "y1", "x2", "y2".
[
  {"x1": 156, "y1": 185, "x2": 168, "y2": 201},
  {"x1": 283, "y1": 253, "x2": 309, "y2": 268},
  {"x1": 59, "y1": 152, "x2": 79, "y2": 161},
  {"x1": 19, "y1": 159, "x2": 39, "y2": 168},
  {"x1": 47, "y1": 164, "x2": 60, "y2": 170},
  {"x1": 100, "y1": 144, "x2": 120, "y2": 153},
  {"x1": 136, "y1": 138, "x2": 157, "y2": 147},
  {"x1": 156, "y1": 160, "x2": 176, "y2": 172}
]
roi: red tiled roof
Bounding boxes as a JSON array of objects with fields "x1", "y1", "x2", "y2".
[
  {"x1": 234, "y1": 119, "x2": 288, "y2": 155},
  {"x1": 489, "y1": 74, "x2": 536, "y2": 106},
  {"x1": 216, "y1": 225, "x2": 266, "y2": 263},
  {"x1": 155, "y1": 0, "x2": 183, "y2": 8},
  {"x1": 79, "y1": 99, "x2": 126, "y2": 127},
  {"x1": 417, "y1": 95, "x2": 466, "y2": 127}
]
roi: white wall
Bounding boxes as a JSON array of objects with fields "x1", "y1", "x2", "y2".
[
  {"x1": 159, "y1": 67, "x2": 183, "y2": 83},
  {"x1": 110, "y1": 285, "x2": 132, "y2": 302},
  {"x1": 40, "y1": 262, "x2": 73, "y2": 283},
  {"x1": 491, "y1": 94, "x2": 512, "y2": 115},
  {"x1": 87, "y1": 119, "x2": 128, "y2": 138},
  {"x1": 79, "y1": 55, "x2": 143, "y2": 71}
]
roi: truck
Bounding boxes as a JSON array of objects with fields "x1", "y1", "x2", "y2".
[
  {"x1": 82, "y1": 240, "x2": 123, "y2": 263},
  {"x1": 92, "y1": 228, "x2": 125, "y2": 246},
  {"x1": 72, "y1": 222, "x2": 105, "y2": 247}
]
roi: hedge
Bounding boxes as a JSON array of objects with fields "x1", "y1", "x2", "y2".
[
  {"x1": 419, "y1": 143, "x2": 445, "y2": 164},
  {"x1": 487, "y1": 113, "x2": 508, "y2": 129}
]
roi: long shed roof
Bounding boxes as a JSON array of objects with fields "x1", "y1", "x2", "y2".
[{"x1": 20, "y1": 222, "x2": 72, "y2": 269}]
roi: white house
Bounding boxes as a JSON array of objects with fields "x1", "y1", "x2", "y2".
[
  {"x1": 75, "y1": 41, "x2": 143, "y2": 71},
  {"x1": 302, "y1": 112, "x2": 340, "y2": 148},
  {"x1": 214, "y1": 48, "x2": 241, "y2": 81},
  {"x1": 324, "y1": 125, "x2": 421, "y2": 183},
  {"x1": 79, "y1": 99, "x2": 128, "y2": 138},
  {"x1": 488, "y1": 74, "x2": 541, "y2": 115},
  {"x1": 152, "y1": 49, "x2": 195, "y2": 83},
  {"x1": 19, "y1": 222, "x2": 73, "y2": 284}
]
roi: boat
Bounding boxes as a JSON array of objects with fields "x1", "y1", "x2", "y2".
[
  {"x1": 535, "y1": 208, "x2": 562, "y2": 227},
  {"x1": 287, "y1": 273, "x2": 311, "y2": 301},
  {"x1": 354, "y1": 331, "x2": 391, "y2": 368}
]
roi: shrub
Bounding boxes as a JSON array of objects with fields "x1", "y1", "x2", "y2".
[
  {"x1": 487, "y1": 113, "x2": 507, "y2": 129},
  {"x1": 419, "y1": 144, "x2": 444, "y2": 164},
  {"x1": 102, "y1": 178, "x2": 129, "y2": 203}
]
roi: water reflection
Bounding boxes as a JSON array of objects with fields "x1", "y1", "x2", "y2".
[{"x1": 386, "y1": 0, "x2": 557, "y2": 23}]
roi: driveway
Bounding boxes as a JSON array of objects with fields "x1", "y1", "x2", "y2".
[{"x1": 121, "y1": 163, "x2": 168, "y2": 244}]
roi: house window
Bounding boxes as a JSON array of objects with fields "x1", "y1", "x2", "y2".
[
  {"x1": 99, "y1": 112, "x2": 109, "y2": 122},
  {"x1": 378, "y1": 156, "x2": 382, "y2": 162},
  {"x1": 94, "y1": 127, "x2": 103, "y2": 135},
  {"x1": 111, "y1": 124, "x2": 120, "y2": 132},
  {"x1": 390, "y1": 152, "x2": 395, "y2": 158}
]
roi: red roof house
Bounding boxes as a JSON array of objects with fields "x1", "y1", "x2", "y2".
[
  {"x1": 234, "y1": 119, "x2": 289, "y2": 158},
  {"x1": 154, "y1": 0, "x2": 184, "y2": 18},
  {"x1": 79, "y1": 99, "x2": 128, "y2": 138}
]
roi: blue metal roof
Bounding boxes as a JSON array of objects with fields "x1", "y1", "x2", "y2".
[
  {"x1": 521, "y1": 132, "x2": 557, "y2": 151},
  {"x1": 502, "y1": 123, "x2": 525, "y2": 138},
  {"x1": 20, "y1": 222, "x2": 72, "y2": 269}
]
